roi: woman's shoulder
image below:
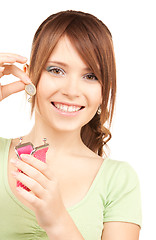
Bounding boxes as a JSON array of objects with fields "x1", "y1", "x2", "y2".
[
  {"x1": 103, "y1": 157, "x2": 137, "y2": 172},
  {"x1": 84, "y1": 148, "x2": 139, "y2": 184},
  {"x1": 0, "y1": 137, "x2": 20, "y2": 146},
  {"x1": 105, "y1": 157, "x2": 138, "y2": 175},
  {"x1": 0, "y1": 137, "x2": 11, "y2": 146},
  {"x1": 0, "y1": 137, "x2": 19, "y2": 153},
  {"x1": 0, "y1": 137, "x2": 12, "y2": 159},
  {"x1": 98, "y1": 157, "x2": 140, "y2": 197}
]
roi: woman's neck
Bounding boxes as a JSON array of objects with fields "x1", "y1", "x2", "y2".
[{"x1": 23, "y1": 114, "x2": 86, "y2": 159}]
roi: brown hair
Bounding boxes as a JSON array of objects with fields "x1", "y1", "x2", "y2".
[{"x1": 29, "y1": 10, "x2": 116, "y2": 157}]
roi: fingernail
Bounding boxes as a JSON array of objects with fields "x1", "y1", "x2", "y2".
[
  {"x1": 20, "y1": 154, "x2": 30, "y2": 160},
  {"x1": 11, "y1": 171, "x2": 18, "y2": 177},
  {"x1": 10, "y1": 158, "x2": 18, "y2": 164},
  {"x1": 10, "y1": 159, "x2": 20, "y2": 166},
  {"x1": 20, "y1": 56, "x2": 27, "y2": 61},
  {"x1": 0, "y1": 67, "x2": 5, "y2": 71},
  {"x1": 25, "y1": 77, "x2": 32, "y2": 84},
  {"x1": 16, "y1": 186, "x2": 23, "y2": 192}
]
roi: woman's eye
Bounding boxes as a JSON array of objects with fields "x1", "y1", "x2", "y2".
[
  {"x1": 83, "y1": 73, "x2": 98, "y2": 81},
  {"x1": 46, "y1": 66, "x2": 65, "y2": 76}
]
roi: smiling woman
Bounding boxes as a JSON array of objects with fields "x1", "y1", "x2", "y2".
[
  {"x1": 0, "y1": 10, "x2": 141, "y2": 240},
  {"x1": 28, "y1": 11, "x2": 116, "y2": 156}
]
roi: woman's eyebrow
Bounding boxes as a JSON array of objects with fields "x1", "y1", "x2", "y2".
[
  {"x1": 47, "y1": 61, "x2": 67, "y2": 67},
  {"x1": 47, "y1": 60, "x2": 92, "y2": 72}
]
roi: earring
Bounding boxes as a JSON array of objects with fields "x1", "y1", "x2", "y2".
[
  {"x1": 97, "y1": 105, "x2": 101, "y2": 115},
  {"x1": 25, "y1": 83, "x2": 36, "y2": 102}
]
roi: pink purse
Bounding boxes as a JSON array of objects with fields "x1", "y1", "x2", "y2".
[{"x1": 14, "y1": 138, "x2": 49, "y2": 191}]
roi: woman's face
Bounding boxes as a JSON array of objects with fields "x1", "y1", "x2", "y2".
[{"x1": 35, "y1": 35, "x2": 102, "y2": 132}]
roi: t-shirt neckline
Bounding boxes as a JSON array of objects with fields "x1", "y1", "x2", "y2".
[{"x1": 4, "y1": 138, "x2": 108, "y2": 213}]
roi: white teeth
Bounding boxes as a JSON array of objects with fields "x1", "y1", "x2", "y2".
[
  {"x1": 68, "y1": 106, "x2": 75, "y2": 112},
  {"x1": 62, "y1": 105, "x2": 68, "y2": 111},
  {"x1": 53, "y1": 103, "x2": 81, "y2": 112}
]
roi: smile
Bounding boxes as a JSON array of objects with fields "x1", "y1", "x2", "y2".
[{"x1": 51, "y1": 102, "x2": 85, "y2": 113}]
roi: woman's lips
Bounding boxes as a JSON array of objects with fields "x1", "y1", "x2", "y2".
[{"x1": 51, "y1": 102, "x2": 85, "y2": 116}]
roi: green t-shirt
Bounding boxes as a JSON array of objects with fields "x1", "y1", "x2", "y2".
[{"x1": 0, "y1": 137, "x2": 142, "y2": 240}]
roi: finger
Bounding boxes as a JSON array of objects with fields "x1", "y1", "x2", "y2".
[
  {"x1": 12, "y1": 170, "x2": 45, "y2": 198},
  {"x1": 11, "y1": 158, "x2": 48, "y2": 189},
  {"x1": 20, "y1": 154, "x2": 52, "y2": 180},
  {"x1": 3, "y1": 64, "x2": 31, "y2": 84},
  {"x1": 0, "y1": 53, "x2": 27, "y2": 59},
  {"x1": 1, "y1": 81, "x2": 25, "y2": 100},
  {"x1": 0, "y1": 53, "x2": 27, "y2": 66},
  {"x1": 0, "y1": 67, "x2": 5, "y2": 78},
  {"x1": 16, "y1": 185, "x2": 42, "y2": 208}
]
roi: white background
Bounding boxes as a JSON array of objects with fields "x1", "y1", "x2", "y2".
[{"x1": 0, "y1": 0, "x2": 155, "y2": 239}]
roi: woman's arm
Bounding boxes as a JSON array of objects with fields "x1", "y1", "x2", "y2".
[
  {"x1": 102, "y1": 161, "x2": 142, "y2": 240},
  {"x1": 45, "y1": 211, "x2": 85, "y2": 240},
  {"x1": 101, "y1": 222, "x2": 140, "y2": 240}
]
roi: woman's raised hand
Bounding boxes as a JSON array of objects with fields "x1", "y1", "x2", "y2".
[{"x1": 0, "y1": 53, "x2": 32, "y2": 101}]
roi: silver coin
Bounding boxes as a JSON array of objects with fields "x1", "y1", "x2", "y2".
[{"x1": 25, "y1": 83, "x2": 36, "y2": 96}]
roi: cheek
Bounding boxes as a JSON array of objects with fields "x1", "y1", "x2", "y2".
[
  {"x1": 36, "y1": 73, "x2": 56, "y2": 99},
  {"x1": 88, "y1": 84, "x2": 102, "y2": 106},
  {"x1": 35, "y1": 76, "x2": 52, "y2": 112}
]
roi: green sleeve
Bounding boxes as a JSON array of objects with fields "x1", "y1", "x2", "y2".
[{"x1": 103, "y1": 161, "x2": 142, "y2": 227}]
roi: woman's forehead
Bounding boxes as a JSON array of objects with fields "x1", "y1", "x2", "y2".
[{"x1": 47, "y1": 35, "x2": 91, "y2": 70}]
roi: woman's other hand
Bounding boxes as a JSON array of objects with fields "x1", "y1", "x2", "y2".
[
  {"x1": 0, "y1": 53, "x2": 31, "y2": 101},
  {"x1": 11, "y1": 154, "x2": 67, "y2": 233}
]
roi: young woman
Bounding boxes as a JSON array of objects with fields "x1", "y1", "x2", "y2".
[{"x1": 0, "y1": 10, "x2": 141, "y2": 240}]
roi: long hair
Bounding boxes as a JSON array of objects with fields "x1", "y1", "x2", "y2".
[{"x1": 29, "y1": 10, "x2": 116, "y2": 157}]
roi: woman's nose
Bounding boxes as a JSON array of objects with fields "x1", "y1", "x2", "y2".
[{"x1": 61, "y1": 76, "x2": 80, "y2": 99}]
